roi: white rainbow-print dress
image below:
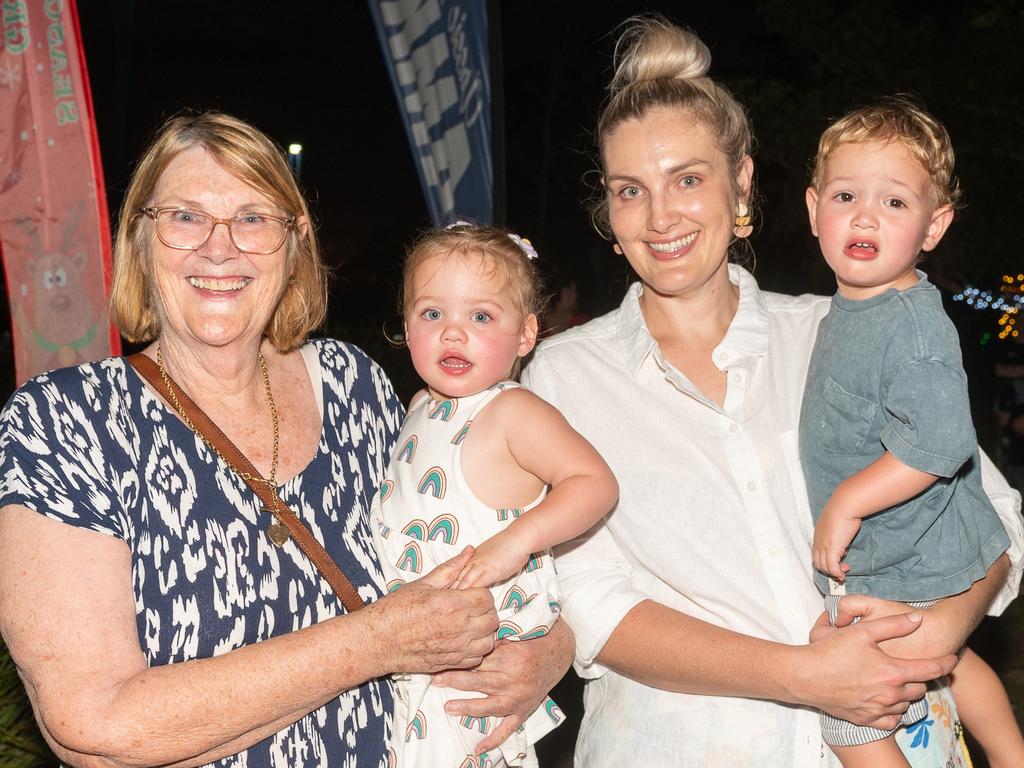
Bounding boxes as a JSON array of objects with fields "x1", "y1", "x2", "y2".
[{"x1": 370, "y1": 382, "x2": 563, "y2": 768}]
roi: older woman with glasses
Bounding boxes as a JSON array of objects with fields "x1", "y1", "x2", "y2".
[{"x1": 0, "y1": 112, "x2": 571, "y2": 768}]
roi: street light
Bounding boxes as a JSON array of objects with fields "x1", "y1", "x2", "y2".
[{"x1": 288, "y1": 143, "x2": 303, "y2": 180}]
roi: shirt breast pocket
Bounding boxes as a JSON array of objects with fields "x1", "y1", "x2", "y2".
[{"x1": 821, "y1": 376, "x2": 878, "y2": 456}]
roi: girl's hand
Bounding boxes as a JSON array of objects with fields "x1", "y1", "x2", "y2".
[
  {"x1": 366, "y1": 547, "x2": 499, "y2": 675},
  {"x1": 453, "y1": 529, "x2": 533, "y2": 589},
  {"x1": 812, "y1": 501, "x2": 859, "y2": 581},
  {"x1": 433, "y1": 619, "x2": 575, "y2": 754}
]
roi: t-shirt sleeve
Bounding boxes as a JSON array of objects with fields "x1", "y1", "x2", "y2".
[
  {"x1": 0, "y1": 379, "x2": 123, "y2": 538},
  {"x1": 879, "y1": 359, "x2": 976, "y2": 477}
]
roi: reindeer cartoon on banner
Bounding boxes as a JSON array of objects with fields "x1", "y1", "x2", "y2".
[{"x1": 12, "y1": 206, "x2": 110, "y2": 374}]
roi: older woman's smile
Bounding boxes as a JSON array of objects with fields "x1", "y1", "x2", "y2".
[{"x1": 186, "y1": 276, "x2": 253, "y2": 292}]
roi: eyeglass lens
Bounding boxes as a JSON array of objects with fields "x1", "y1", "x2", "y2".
[{"x1": 156, "y1": 209, "x2": 287, "y2": 253}]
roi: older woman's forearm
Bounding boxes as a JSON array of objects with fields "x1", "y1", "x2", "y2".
[
  {"x1": 29, "y1": 608, "x2": 386, "y2": 768},
  {"x1": 1, "y1": 510, "x2": 496, "y2": 768}
]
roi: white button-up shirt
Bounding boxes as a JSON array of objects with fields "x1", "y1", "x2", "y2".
[{"x1": 522, "y1": 266, "x2": 1023, "y2": 767}]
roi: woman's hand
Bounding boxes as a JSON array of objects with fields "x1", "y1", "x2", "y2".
[
  {"x1": 812, "y1": 554, "x2": 1010, "y2": 660},
  {"x1": 796, "y1": 611, "x2": 957, "y2": 729},
  {"x1": 366, "y1": 547, "x2": 499, "y2": 675},
  {"x1": 432, "y1": 618, "x2": 575, "y2": 754}
]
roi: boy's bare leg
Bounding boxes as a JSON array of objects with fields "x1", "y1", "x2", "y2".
[
  {"x1": 950, "y1": 647, "x2": 1024, "y2": 768},
  {"x1": 832, "y1": 735, "x2": 910, "y2": 767}
]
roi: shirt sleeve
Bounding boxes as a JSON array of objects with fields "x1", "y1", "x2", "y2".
[
  {"x1": 0, "y1": 378, "x2": 122, "y2": 538},
  {"x1": 978, "y1": 448, "x2": 1024, "y2": 615},
  {"x1": 523, "y1": 355, "x2": 647, "y2": 676},
  {"x1": 880, "y1": 359, "x2": 976, "y2": 477}
]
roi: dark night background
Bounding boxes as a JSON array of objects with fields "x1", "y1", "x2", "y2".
[
  {"x1": 2, "y1": 1, "x2": 1022, "y2": 413},
  {"x1": 2, "y1": 1, "x2": 1023, "y2": 765}
]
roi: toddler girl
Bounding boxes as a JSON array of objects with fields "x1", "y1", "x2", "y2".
[{"x1": 371, "y1": 222, "x2": 618, "y2": 768}]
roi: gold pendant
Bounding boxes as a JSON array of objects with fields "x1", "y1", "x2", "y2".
[{"x1": 267, "y1": 522, "x2": 290, "y2": 547}]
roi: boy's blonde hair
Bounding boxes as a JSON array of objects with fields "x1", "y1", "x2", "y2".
[{"x1": 811, "y1": 96, "x2": 961, "y2": 209}]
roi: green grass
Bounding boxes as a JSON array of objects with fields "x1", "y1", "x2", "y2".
[{"x1": 0, "y1": 640, "x2": 54, "y2": 767}]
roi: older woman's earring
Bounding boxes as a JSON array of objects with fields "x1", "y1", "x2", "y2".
[
  {"x1": 734, "y1": 202, "x2": 752, "y2": 238},
  {"x1": 613, "y1": 243, "x2": 623, "y2": 255}
]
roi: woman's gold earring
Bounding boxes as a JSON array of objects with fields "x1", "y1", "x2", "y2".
[
  {"x1": 734, "y1": 202, "x2": 752, "y2": 238},
  {"x1": 613, "y1": 243, "x2": 623, "y2": 255}
]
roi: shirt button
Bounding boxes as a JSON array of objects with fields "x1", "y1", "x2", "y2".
[
  {"x1": 768, "y1": 546, "x2": 779, "y2": 556},
  {"x1": 728, "y1": 423, "x2": 738, "y2": 433},
  {"x1": 715, "y1": 351, "x2": 729, "y2": 364},
  {"x1": 732, "y1": 372, "x2": 742, "y2": 383},
  {"x1": 746, "y1": 481, "x2": 757, "y2": 492}
]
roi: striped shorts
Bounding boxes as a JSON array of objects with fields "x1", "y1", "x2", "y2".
[{"x1": 819, "y1": 593, "x2": 937, "y2": 747}]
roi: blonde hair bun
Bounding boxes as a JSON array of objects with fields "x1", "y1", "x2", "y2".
[{"x1": 610, "y1": 15, "x2": 711, "y2": 94}]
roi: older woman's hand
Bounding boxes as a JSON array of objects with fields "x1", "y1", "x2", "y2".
[
  {"x1": 364, "y1": 547, "x2": 499, "y2": 676},
  {"x1": 432, "y1": 618, "x2": 575, "y2": 754}
]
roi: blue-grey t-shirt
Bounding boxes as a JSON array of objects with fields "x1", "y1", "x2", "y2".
[{"x1": 799, "y1": 275, "x2": 1009, "y2": 601}]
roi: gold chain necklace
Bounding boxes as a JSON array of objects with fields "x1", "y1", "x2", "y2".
[{"x1": 156, "y1": 345, "x2": 291, "y2": 546}]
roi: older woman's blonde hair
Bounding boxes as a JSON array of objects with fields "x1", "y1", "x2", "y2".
[{"x1": 110, "y1": 111, "x2": 327, "y2": 351}]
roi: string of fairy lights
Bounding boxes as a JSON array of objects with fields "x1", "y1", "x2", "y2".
[{"x1": 952, "y1": 274, "x2": 1024, "y2": 343}]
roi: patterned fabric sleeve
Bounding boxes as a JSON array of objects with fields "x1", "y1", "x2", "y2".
[{"x1": 0, "y1": 365, "x2": 124, "y2": 539}]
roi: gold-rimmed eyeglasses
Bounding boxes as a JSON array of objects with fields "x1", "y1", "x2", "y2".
[{"x1": 140, "y1": 206, "x2": 296, "y2": 255}]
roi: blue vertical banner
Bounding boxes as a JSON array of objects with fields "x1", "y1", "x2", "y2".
[{"x1": 369, "y1": 0, "x2": 494, "y2": 224}]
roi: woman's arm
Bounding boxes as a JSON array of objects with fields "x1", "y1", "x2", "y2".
[
  {"x1": 599, "y1": 598, "x2": 957, "y2": 729},
  {"x1": 818, "y1": 554, "x2": 1011, "y2": 658},
  {"x1": 0, "y1": 506, "x2": 498, "y2": 768},
  {"x1": 546, "y1": 516, "x2": 956, "y2": 730}
]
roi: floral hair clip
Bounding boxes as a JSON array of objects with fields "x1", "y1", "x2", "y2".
[{"x1": 508, "y1": 233, "x2": 539, "y2": 261}]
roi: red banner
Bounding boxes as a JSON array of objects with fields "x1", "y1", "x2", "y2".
[{"x1": 0, "y1": 0, "x2": 118, "y2": 385}]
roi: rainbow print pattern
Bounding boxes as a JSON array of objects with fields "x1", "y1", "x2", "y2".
[
  {"x1": 459, "y1": 715, "x2": 490, "y2": 734},
  {"x1": 396, "y1": 435, "x2": 418, "y2": 463},
  {"x1": 545, "y1": 697, "x2": 564, "y2": 723},
  {"x1": 417, "y1": 466, "x2": 447, "y2": 499},
  {"x1": 396, "y1": 542, "x2": 423, "y2": 574},
  {"x1": 428, "y1": 398, "x2": 457, "y2": 421},
  {"x1": 496, "y1": 620, "x2": 550, "y2": 641},
  {"x1": 451, "y1": 419, "x2": 472, "y2": 445},
  {"x1": 406, "y1": 710, "x2": 428, "y2": 741},
  {"x1": 500, "y1": 585, "x2": 534, "y2": 612},
  {"x1": 524, "y1": 552, "x2": 542, "y2": 572},
  {"x1": 371, "y1": 382, "x2": 561, "y2": 766},
  {"x1": 401, "y1": 514, "x2": 459, "y2": 544}
]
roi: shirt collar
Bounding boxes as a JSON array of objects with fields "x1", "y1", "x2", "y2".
[{"x1": 616, "y1": 264, "x2": 771, "y2": 376}]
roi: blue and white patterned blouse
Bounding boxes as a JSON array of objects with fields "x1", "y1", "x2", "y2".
[{"x1": 0, "y1": 339, "x2": 402, "y2": 767}]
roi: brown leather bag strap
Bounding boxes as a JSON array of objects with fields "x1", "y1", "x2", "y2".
[{"x1": 127, "y1": 352, "x2": 365, "y2": 613}]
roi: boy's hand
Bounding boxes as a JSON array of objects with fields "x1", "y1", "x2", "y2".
[
  {"x1": 813, "y1": 501, "x2": 859, "y2": 581},
  {"x1": 453, "y1": 530, "x2": 531, "y2": 589}
]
